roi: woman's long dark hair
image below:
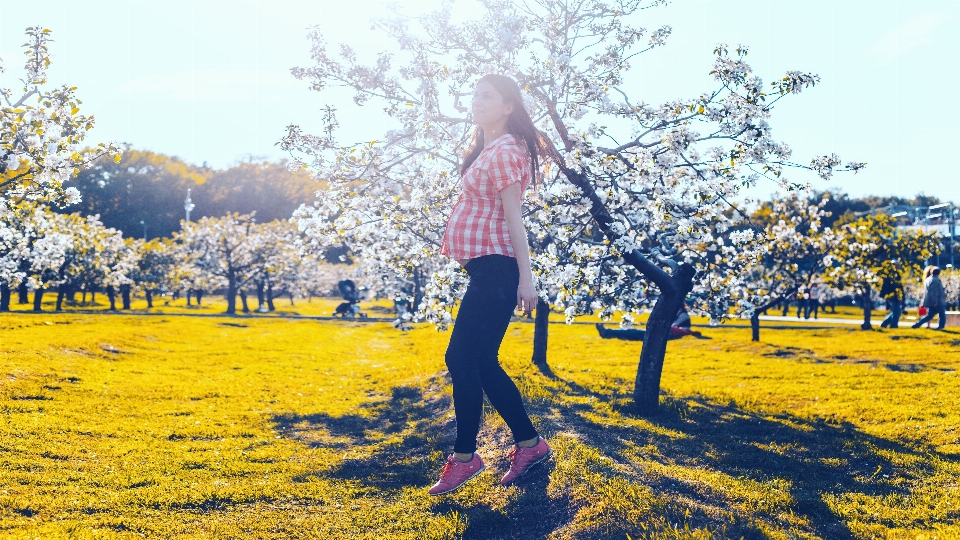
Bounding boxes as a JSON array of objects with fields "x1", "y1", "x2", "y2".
[{"x1": 459, "y1": 74, "x2": 559, "y2": 188}]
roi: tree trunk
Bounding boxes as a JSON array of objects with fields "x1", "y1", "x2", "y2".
[
  {"x1": 266, "y1": 284, "x2": 276, "y2": 311},
  {"x1": 289, "y1": 292, "x2": 295, "y2": 306},
  {"x1": 33, "y1": 289, "x2": 44, "y2": 312},
  {"x1": 239, "y1": 290, "x2": 250, "y2": 313},
  {"x1": 91, "y1": 290, "x2": 96, "y2": 303},
  {"x1": 56, "y1": 285, "x2": 66, "y2": 312},
  {"x1": 860, "y1": 282, "x2": 873, "y2": 330},
  {"x1": 107, "y1": 286, "x2": 117, "y2": 311},
  {"x1": 18, "y1": 283, "x2": 29, "y2": 304},
  {"x1": 751, "y1": 312, "x2": 760, "y2": 342},
  {"x1": 145, "y1": 290, "x2": 154, "y2": 308},
  {"x1": 226, "y1": 276, "x2": 237, "y2": 314},
  {"x1": 634, "y1": 264, "x2": 696, "y2": 415},
  {"x1": 413, "y1": 266, "x2": 424, "y2": 312},
  {"x1": 68, "y1": 289, "x2": 77, "y2": 303},
  {"x1": 256, "y1": 283, "x2": 265, "y2": 310},
  {"x1": 0, "y1": 283, "x2": 10, "y2": 311},
  {"x1": 556, "y1": 162, "x2": 696, "y2": 416},
  {"x1": 196, "y1": 290, "x2": 203, "y2": 305},
  {"x1": 531, "y1": 298, "x2": 550, "y2": 365},
  {"x1": 120, "y1": 284, "x2": 131, "y2": 310},
  {"x1": 82, "y1": 290, "x2": 87, "y2": 303}
]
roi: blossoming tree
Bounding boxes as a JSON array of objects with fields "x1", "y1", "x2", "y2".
[
  {"x1": 284, "y1": 0, "x2": 863, "y2": 413},
  {"x1": 1, "y1": 27, "x2": 120, "y2": 207},
  {"x1": 726, "y1": 192, "x2": 841, "y2": 341}
]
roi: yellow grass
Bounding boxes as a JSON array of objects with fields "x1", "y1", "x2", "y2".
[{"x1": 1, "y1": 309, "x2": 958, "y2": 539}]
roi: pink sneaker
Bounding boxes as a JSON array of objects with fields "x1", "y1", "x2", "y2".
[
  {"x1": 428, "y1": 454, "x2": 486, "y2": 495},
  {"x1": 500, "y1": 437, "x2": 552, "y2": 485}
]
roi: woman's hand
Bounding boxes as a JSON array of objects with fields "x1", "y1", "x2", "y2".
[{"x1": 517, "y1": 278, "x2": 538, "y2": 316}]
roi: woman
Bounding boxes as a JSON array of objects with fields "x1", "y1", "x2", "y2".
[
  {"x1": 429, "y1": 74, "x2": 557, "y2": 496},
  {"x1": 912, "y1": 265, "x2": 947, "y2": 330}
]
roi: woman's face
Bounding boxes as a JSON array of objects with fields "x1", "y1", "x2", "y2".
[{"x1": 471, "y1": 80, "x2": 514, "y2": 128}]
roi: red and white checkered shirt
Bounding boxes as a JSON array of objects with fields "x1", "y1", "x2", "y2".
[{"x1": 441, "y1": 134, "x2": 531, "y2": 260}]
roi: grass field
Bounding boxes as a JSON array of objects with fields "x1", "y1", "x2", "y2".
[{"x1": 1, "y1": 305, "x2": 959, "y2": 539}]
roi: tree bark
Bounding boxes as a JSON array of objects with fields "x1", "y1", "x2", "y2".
[
  {"x1": 256, "y1": 283, "x2": 265, "y2": 310},
  {"x1": 33, "y1": 289, "x2": 44, "y2": 312},
  {"x1": 120, "y1": 284, "x2": 131, "y2": 310},
  {"x1": 413, "y1": 266, "x2": 424, "y2": 312},
  {"x1": 196, "y1": 290, "x2": 203, "y2": 305},
  {"x1": 861, "y1": 282, "x2": 873, "y2": 330},
  {"x1": 145, "y1": 290, "x2": 154, "y2": 308},
  {"x1": 289, "y1": 292, "x2": 295, "y2": 306},
  {"x1": 56, "y1": 285, "x2": 66, "y2": 312},
  {"x1": 107, "y1": 286, "x2": 117, "y2": 311},
  {"x1": 266, "y1": 284, "x2": 276, "y2": 311},
  {"x1": 635, "y1": 264, "x2": 696, "y2": 415},
  {"x1": 226, "y1": 274, "x2": 237, "y2": 314},
  {"x1": 751, "y1": 312, "x2": 760, "y2": 342},
  {"x1": 186, "y1": 289, "x2": 192, "y2": 306},
  {"x1": 531, "y1": 298, "x2": 550, "y2": 365},
  {"x1": 18, "y1": 283, "x2": 28, "y2": 304},
  {"x1": 0, "y1": 283, "x2": 10, "y2": 311},
  {"x1": 239, "y1": 290, "x2": 250, "y2": 313}
]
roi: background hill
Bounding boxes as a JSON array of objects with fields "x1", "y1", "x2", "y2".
[{"x1": 63, "y1": 149, "x2": 320, "y2": 239}]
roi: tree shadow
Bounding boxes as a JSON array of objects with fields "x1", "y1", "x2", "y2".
[
  {"x1": 539, "y1": 376, "x2": 933, "y2": 539},
  {"x1": 272, "y1": 384, "x2": 455, "y2": 491},
  {"x1": 269, "y1": 368, "x2": 937, "y2": 539}
]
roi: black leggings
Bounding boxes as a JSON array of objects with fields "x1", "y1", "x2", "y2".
[{"x1": 445, "y1": 254, "x2": 538, "y2": 453}]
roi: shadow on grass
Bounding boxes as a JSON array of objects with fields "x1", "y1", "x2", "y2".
[
  {"x1": 271, "y1": 368, "x2": 932, "y2": 539},
  {"x1": 273, "y1": 384, "x2": 455, "y2": 491},
  {"x1": 542, "y1": 377, "x2": 931, "y2": 539}
]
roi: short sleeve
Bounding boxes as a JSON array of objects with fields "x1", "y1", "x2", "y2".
[{"x1": 490, "y1": 144, "x2": 527, "y2": 193}]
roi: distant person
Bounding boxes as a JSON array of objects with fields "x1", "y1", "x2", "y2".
[
  {"x1": 429, "y1": 74, "x2": 555, "y2": 496},
  {"x1": 912, "y1": 266, "x2": 946, "y2": 330},
  {"x1": 879, "y1": 262, "x2": 905, "y2": 329},
  {"x1": 806, "y1": 281, "x2": 822, "y2": 319},
  {"x1": 596, "y1": 302, "x2": 702, "y2": 341},
  {"x1": 795, "y1": 285, "x2": 809, "y2": 319}
]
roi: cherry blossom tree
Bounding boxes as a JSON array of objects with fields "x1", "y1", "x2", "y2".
[
  {"x1": 0, "y1": 201, "x2": 70, "y2": 310},
  {"x1": 1, "y1": 27, "x2": 120, "y2": 207},
  {"x1": 725, "y1": 192, "x2": 841, "y2": 341},
  {"x1": 174, "y1": 213, "x2": 264, "y2": 314},
  {"x1": 49, "y1": 213, "x2": 131, "y2": 311},
  {"x1": 284, "y1": 0, "x2": 864, "y2": 413},
  {"x1": 129, "y1": 238, "x2": 176, "y2": 308}
]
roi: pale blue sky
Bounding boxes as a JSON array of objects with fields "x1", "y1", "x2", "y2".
[{"x1": 1, "y1": 0, "x2": 957, "y2": 201}]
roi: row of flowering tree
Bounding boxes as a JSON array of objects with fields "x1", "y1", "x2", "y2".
[
  {"x1": 1, "y1": 26, "x2": 122, "y2": 309},
  {"x1": 724, "y1": 193, "x2": 942, "y2": 341},
  {"x1": 282, "y1": 0, "x2": 867, "y2": 414},
  {"x1": 0, "y1": 206, "x2": 330, "y2": 314}
]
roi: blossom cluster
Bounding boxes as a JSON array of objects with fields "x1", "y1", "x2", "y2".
[{"x1": 283, "y1": 0, "x2": 864, "y2": 328}]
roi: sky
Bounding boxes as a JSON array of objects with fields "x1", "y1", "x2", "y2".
[{"x1": 1, "y1": 0, "x2": 958, "y2": 201}]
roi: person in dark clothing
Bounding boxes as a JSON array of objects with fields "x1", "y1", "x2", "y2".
[
  {"x1": 879, "y1": 262, "x2": 905, "y2": 329},
  {"x1": 795, "y1": 285, "x2": 809, "y2": 319},
  {"x1": 596, "y1": 303, "x2": 701, "y2": 341}
]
